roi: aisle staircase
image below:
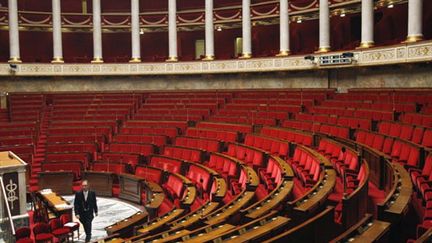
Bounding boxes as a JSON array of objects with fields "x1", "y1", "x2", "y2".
[{"x1": 29, "y1": 107, "x2": 51, "y2": 192}]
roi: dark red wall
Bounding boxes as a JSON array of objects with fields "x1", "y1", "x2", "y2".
[
  {"x1": 252, "y1": 24, "x2": 279, "y2": 57},
  {"x1": 141, "y1": 32, "x2": 168, "y2": 62},
  {"x1": 63, "y1": 32, "x2": 93, "y2": 63},
  {"x1": 215, "y1": 28, "x2": 242, "y2": 60},
  {"x1": 375, "y1": 4, "x2": 408, "y2": 46},
  {"x1": 0, "y1": 30, "x2": 9, "y2": 62},
  {"x1": 102, "y1": 33, "x2": 131, "y2": 63},
  {"x1": 20, "y1": 31, "x2": 52, "y2": 63},
  {"x1": 291, "y1": 19, "x2": 319, "y2": 54},
  {"x1": 178, "y1": 30, "x2": 205, "y2": 61}
]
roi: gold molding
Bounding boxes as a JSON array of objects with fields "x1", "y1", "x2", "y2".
[
  {"x1": 129, "y1": 57, "x2": 141, "y2": 63},
  {"x1": 357, "y1": 41, "x2": 375, "y2": 49},
  {"x1": 202, "y1": 55, "x2": 215, "y2": 61},
  {"x1": 91, "y1": 57, "x2": 104, "y2": 63},
  {"x1": 405, "y1": 35, "x2": 423, "y2": 43},
  {"x1": 8, "y1": 57, "x2": 22, "y2": 63},
  {"x1": 315, "y1": 47, "x2": 331, "y2": 53},
  {"x1": 239, "y1": 53, "x2": 252, "y2": 59},
  {"x1": 276, "y1": 50, "x2": 290, "y2": 57},
  {"x1": 166, "y1": 56, "x2": 178, "y2": 62},
  {"x1": 51, "y1": 57, "x2": 64, "y2": 63}
]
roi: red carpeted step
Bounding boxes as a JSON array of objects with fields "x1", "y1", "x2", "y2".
[
  {"x1": 29, "y1": 186, "x2": 39, "y2": 192},
  {"x1": 29, "y1": 179, "x2": 38, "y2": 185}
]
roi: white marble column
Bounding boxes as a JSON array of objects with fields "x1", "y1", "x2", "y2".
[
  {"x1": 203, "y1": 0, "x2": 214, "y2": 60},
  {"x1": 130, "y1": 0, "x2": 141, "y2": 62},
  {"x1": 167, "y1": 0, "x2": 178, "y2": 61},
  {"x1": 406, "y1": 0, "x2": 423, "y2": 42},
  {"x1": 8, "y1": 0, "x2": 21, "y2": 63},
  {"x1": 92, "y1": 0, "x2": 103, "y2": 63},
  {"x1": 241, "y1": 0, "x2": 252, "y2": 58},
  {"x1": 51, "y1": 0, "x2": 64, "y2": 63},
  {"x1": 359, "y1": 0, "x2": 374, "y2": 48},
  {"x1": 317, "y1": 0, "x2": 330, "y2": 52},
  {"x1": 278, "y1": 0, "x2": 290, "y2": 56}
]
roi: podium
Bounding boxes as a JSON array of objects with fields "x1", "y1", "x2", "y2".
[{"x1": 0, "y1": 151, "x2": 29, "y2": 228}]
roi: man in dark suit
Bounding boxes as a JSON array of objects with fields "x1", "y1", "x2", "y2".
[{"x1": 74, "y1": 180, "x2": 98, "y2": 242}]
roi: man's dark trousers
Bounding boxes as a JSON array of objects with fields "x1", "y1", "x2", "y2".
[{"x1": 79, "y1": 211, "x2": 94, "y2": 242}]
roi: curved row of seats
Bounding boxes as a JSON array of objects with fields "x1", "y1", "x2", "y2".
[{"x1": 3, "y1": 89, "x2": 432, "y2": 242}]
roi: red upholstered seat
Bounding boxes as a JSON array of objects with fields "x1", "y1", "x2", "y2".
[
  {"x1": 17, "y1": 239, "x2": 33, "y2": 243},
  {"x1": 60, "y1": 213, "x2": 80, "y2": 239},
  {"x1": 33, "y1": 223, "x2": 53, "y2": 243},
  {"x1": 15, "y1": 227, "x2": 32, "y2": 243},
  {"x1": 423, "y1": 129, "x2": 432, "y2": 148},
  {"x1": 49, "y1": 218, "x2": 70, "y2": 241},
  {"x1": 135, "y1": 166, "x2": 162, "y2": 184}
]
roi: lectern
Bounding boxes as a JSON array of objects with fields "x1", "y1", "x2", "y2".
[{"x1": 0, "y1": 151, "x2": 29, "y2": 229}]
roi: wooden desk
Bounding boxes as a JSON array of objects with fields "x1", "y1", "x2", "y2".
[
  {"x1": 243, "y1": 179, "x2": 294, "y2": 220},
  {"x1": 289, "y1": 168, "x2": 336, "y2": 216},
  {"x1": 118, "y1": 173, "x2": 143, "y2": 204},
  {"x1": 83, "y1": 171, "x2": 113, "y2": 197},
  {"x1": 169, "y1": 201, "x2": 220, "y2": 230},
  {"x1": 272, "y1": 155, "x2": 295, "y2": 179},
  {"x1": 136, "y1": 209, "x2": 184, "y2": 236},
  {"x1": 204, "y1": 191, "x2": 255, "y2": 225},
  {"x1": 38, "y1": 171, "x2": 74, "y2": 195},
  {"x1": 330, "y1": 214, "x2": 391, "y2": 243},
  {"x1": 37, "y1": 190, "x2": 72, "y2": 218},
  {"x1": 263, "y1": 206, "x2": 335, "y2": 243},
  {"x1": 183, "y1": 185, "x2": 197, "y2": 206},
  {"x1": 415, "y1": 226, "x2": 432, "y2": 242},
  {"x1": 170, "y1": 173, "x2": 197, "y2": 207},
  {"x1": 223, "y1": 216, "x2": 291, "y2": 243},
  {"x1": 148, "y1": 229, "x2": 192, "y2": 242},
  {"x1": 242, "y1": 165, "x2": 259, "y2": 189},
  {"x1": 212, "y1": 177, "x2": 227, "y2": 200},
  {"x1": 105, "y1": 211, "x2": 148, "y2": 238},
  {"x1": 377, "y1": 162, "x2": 413, "y2": 223},
  {"x1": 142, "y1": 181, "x2": 164, "y2": 219},
  {"x1": 183, "y1": 224, "x2": 236, "y2": 243}
]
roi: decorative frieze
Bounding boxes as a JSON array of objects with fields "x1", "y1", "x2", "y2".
[{"x1": 0, "y1": 41, "x2": 431, "y2": 76}]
